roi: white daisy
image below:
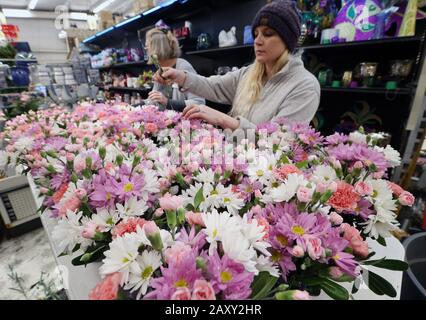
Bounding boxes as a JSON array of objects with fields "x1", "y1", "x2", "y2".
[
  {"x1": 99, "y1": 233, "x2": 142, "y2": 284},
  {"x1": 140, "y1": 169, "x2": 160, "y2": 201},
  {"x1": 116, "y1": 197, "x2": 148, "y2": 218},
  {"x1": 375, "y1": 145, "x2": 401, "y2": 168},
  {"x1": 247, "y1": 153, "x2": 276, "y2": 185},
  {"x1": 14, "y1": 136, "x2": 34, "y2": 153},
  {"x1": 52, "y1": 210, "x2": 92, "y2": 255},
  {"x1": 202, "y1": 210, "x2": 240, "y2": 255},
  {"x1": 312, "y1": 165, "x2": 337, "y2": 184},
  {"x1": 237, "y1": 215, "x2": 270, "y2": 256},
  {"x1": 255, "y1": 255, "x2": 280, "y2": 278},
  {"x1": 124, "y1": 250, "x2": 162, "y2": 299},
  {"x1": 0, "y1": 150, "x2": 9, "y2": 167},
  {"x1": 271, "y1": 173, "x2": 308, "y2": 203},
  {"x1": 195, "y1": 168, "x2": 215, "y2": 184},
  {"x1": 222, "y1": 192, "x2": 245, "y2": 215},
  {"x1": 92, "y1": 207, "x2": 120, "y2": 232},
  {"x1": 349, "y1": 131, "x2": 367, "y2": 145},
  {"x1": 221, "y1": 231, "x2": 258, "y2": 274}
]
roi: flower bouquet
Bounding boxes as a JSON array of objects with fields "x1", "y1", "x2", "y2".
[{"x1": 1, "y1": 102, "x2": 411, "y2": 300}]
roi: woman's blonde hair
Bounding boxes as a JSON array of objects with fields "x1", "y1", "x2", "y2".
[
  {"x1": 146, "y1": 28, "x2": 181, "y2": 62},
  {"x1": 230, "y1": 50, "x2": 290, "y2": 118}
]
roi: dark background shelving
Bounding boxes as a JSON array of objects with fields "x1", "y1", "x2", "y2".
[{"x1": 88, "y1": 0, "x2": 426, "y2": 152}]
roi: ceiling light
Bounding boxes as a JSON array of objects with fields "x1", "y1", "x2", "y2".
[
  {"x1": 28, "y1": 0, "x2": 39, "y2": 10},
  {"x1": 93, "y1": 0, "x2": 117, "y2": 14}
]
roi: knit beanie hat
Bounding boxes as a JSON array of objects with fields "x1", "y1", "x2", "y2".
[{"x1": 252, "y1": 0, "x2": 301, "y2": 52}]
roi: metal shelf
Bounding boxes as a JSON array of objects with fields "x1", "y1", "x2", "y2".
[
  {"x1": 97, "y1": 61, "x2": 148, "y2": 71},
  {"x1": 321, "y1": 87, "x2": 413, "y2": 95},
  {"x1": 98, "y1": 86, "x2": 151, "y2": 93}
]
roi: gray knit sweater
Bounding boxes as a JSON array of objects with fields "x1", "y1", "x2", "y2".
[{"x1": 182, "y1": 53, "x2": 320, "y2": 129}]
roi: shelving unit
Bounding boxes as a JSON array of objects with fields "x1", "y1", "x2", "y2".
[
  {"x1": 320, "y1": 87, "x2": 413, "y2": 95},
  {"x1": 98, "y1": 85, "x2": 150, "y2": 94},
  {"x1": 97, "y1": 61, "x2": 148, "y2": 71}
]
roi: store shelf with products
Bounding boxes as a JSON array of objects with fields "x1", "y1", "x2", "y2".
[
  {"x1": 98, "y1": 61, "x2": 148, "y2": 71},
  {"x1": 98, "y1": 85, "x2": 151, "y2": 94}
]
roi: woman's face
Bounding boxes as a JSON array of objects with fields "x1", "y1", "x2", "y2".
[{"x1": 254, "y1": 25, "x2": 286, "y2": 64}]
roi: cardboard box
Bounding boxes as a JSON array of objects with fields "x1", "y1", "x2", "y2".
[
  {"x1": 133, "y1": 0, "x2": 155, "y2": 13},
  {"x1": 97, "y1": 10, "x2": 114, "y2": 30}
]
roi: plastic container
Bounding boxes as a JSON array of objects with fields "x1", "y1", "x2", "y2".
[{"x1": 401, "y1": 233, "x2": 426, "y2": 300}]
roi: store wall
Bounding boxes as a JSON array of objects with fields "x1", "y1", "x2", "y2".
[{"x1": 7, "y1": 18, "x2": 88, "y2": 64}]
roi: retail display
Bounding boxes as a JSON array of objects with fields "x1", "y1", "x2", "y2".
[
  {"x1": 218, "y1": 27, "x2": 238, "y2": 48},
  {"x1": 1, "y1": 101, "x2": 414, "y2": 300}
]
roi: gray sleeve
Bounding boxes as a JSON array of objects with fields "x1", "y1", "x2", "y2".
[
  {"x1": 183, "y1": 68, "x2": 246, "y2": 105},
  {"x1": 272, "y1": 81, "x2": 320, "y2": 124}
]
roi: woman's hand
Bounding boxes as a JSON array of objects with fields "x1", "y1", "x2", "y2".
[
  {"x1": 148, "y1": 90, "x2": 168, "y2": 105},
  {"x1": 153, "y1": 67, "x2": 187, "y2": 86},
  {"x1": 182, "y1": 104, "x2": 240, "y2": 130}
]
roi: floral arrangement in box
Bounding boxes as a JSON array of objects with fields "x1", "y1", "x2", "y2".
[{"x1": 0, "y1": 102, "x2": 412, "y2": 300}]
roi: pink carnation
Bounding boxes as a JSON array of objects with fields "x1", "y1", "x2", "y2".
[
  {"x1": 164, "y1": 242, "x2": 192, "y2": 265},
  {"x1": 274, "y1": 164, "x2": 302, "y2": 180},
  {"x1": 192, "y1": 279, "x2": 216, "y2": 300},
  {"x1": 297, "y1": 186, "x2": 314, "y2": 203},
  {"x1": 399, "y1": 191, "x2": 415, "y2": 207},
  {"x1": 89, "y1": 273, "x2": 122, "y2": 300},
  {"x1": 112, "y1": 217, "x2": 147, "y2": 238},
  {"x1": 52, "y1": 183, "x2": 68, "y2": 204},
  {"x1": 58, "y1": 196, "x2": 81, "y2": 217},
  {"x1": 145, "y1": 123, "x2": 158, "y2": 134},
  {"x1": 306, "y1": 237, "x2": 324, "y2": 260},
  {"x1": 387, "y1": 182, "x2": 404, "y2": 197},
  {"x1": 185, "y1": 211, "x2": 205, "y2": 227},
  {"x1": 159, "y1": 193, "x2": 183, "y2": 211},
  {"x1": 171, "y1": 287, "x2": 191, "y2": 300},
  {"x1": 341, "y1": 224, "x2": 369, "y2": 258},
  {"x1": 354, "y1": 181, "x2": 373, "y2": 196},
  {"x1": 328, "y1": 182, "x2": 360, "y2": 213}
]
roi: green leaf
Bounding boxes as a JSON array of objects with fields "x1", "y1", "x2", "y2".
[
  {"x1": 319, "y1": 278, "x2": 350, "y2": 300},
  {"x1": 251, "y1": 272, "x2": 278, "y2": 300},
  {"x1": 194, "y1": 187, "x2": 204, "y2": 211},
  {"x1": 296, "y1": 160, "x2": 309, "y2": 169},
  {"x1": 377, "y1": 236, "x2": 387, "y2": 247},
  {"x1": 362, "y1": 259, "x2": 408, "y2": 271},
  {"x1": 352, "y1": 277, "x2": 361, "y2": 294},
  {"x1": 363, "y1": 270, "x2": 397, "y2": 297}
]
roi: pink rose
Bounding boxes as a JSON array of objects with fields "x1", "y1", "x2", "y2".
[
  {"x1": 164, "y1": 242, "x2": 192, "y2": 265},
  {"x1": 354, "y1": 181, "x2": 373, "y2": 196},
  {"x1": 387, "y1": 182, "x2": 404, "y2": 197},
  {"x1": 329, "y1": 212, "x2": 343, "y2": 226},
  {"x1": 292, "y1": 245, "x2": 305, "y2": 258},
  {"x1": 185, "y1": 211, "x2": 205, "y2": 227},
  {"x1": 171, "y1": 287, "x2": 191, "y2": 300},
  {"x1": 297, "y1": 186, "x2": 313, "y2": 203},
  {"x1": 399, "y1": 191, "x2": 415, "y2": 207},
  {"x1": 89, "y1": 273, "x2": 122, "y2": 300},
  {"x1": 191, "y1": 279, "x2": 216, "y2": 300},
  {"x1": 159, "y1": 193, "x2": 183, "y2": 211},
  {"x1": 306, "y1": 238, "x2": 324, "y2": 260}
]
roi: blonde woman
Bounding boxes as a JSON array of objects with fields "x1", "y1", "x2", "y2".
[
  {"x1": 145, "y1": 27, "x2": 205, "y2": 111},
  {"x1": 153, "y1": 1, "x2": 320, "y2": 130}
]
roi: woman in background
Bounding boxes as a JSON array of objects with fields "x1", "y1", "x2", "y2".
[
  {"x1": 153, "y1": 1, "x2": 320, "y2": 130},
  {"x1": 145, "y1": 28, "x2": 205, "y2": 111}
]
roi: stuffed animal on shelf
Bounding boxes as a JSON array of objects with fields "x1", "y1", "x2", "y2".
[{"x1": 218, "y1": 26, "x2": 237, "y2": 47}]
